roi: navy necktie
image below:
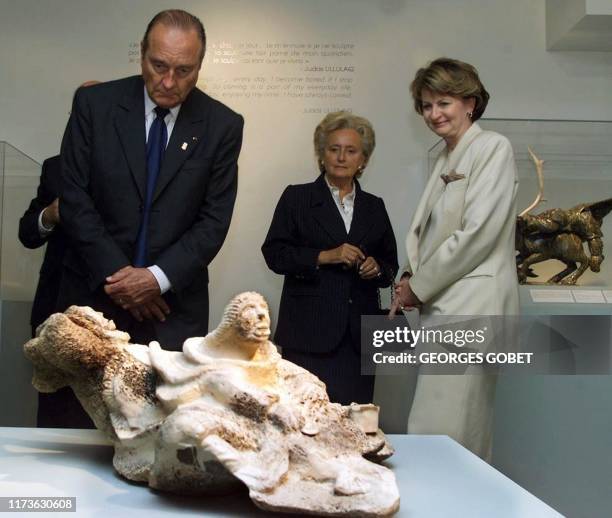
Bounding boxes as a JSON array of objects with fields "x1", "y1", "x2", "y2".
[{"x1": 134, "y1": 106, "x2": 170, "y2": 267}]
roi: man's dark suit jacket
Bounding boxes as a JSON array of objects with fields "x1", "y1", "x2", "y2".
[
  {"x1": 18, "y1": 155, "x2": 66, "y2": 331},
  {"x1": 59, "y1": 75, "x2": 244, "y2": 349},
  {"x1": 262, "y1": 174, "x2": 398, "y2": 354}
]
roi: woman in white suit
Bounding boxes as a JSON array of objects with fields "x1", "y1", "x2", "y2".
[{"x1": 390, "y1": 58, "x2": 519, "y2": 460}]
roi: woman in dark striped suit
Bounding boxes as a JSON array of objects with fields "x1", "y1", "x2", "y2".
[{"x1": 262, "y1": 111, "x2": 398, "y2": 405}]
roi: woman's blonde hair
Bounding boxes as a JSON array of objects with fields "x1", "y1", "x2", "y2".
[{"x1": 313, "y1": 111, "x2": 375, "y2": 177}]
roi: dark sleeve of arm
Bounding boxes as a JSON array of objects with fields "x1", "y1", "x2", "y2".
[
  {"x1": 156, "y1": 114, "x2": 244, "y2": 292},
  {"x1": 261, "y1": 186, "x2": 321, "y2": 277},
  {"x1": 60, "y1": 88, "x2": 131, "y2": 289},
  {"x1": 371, "y1": 198, "x2": 399, "y2": 288},
  {"x1": 18, "y1": 158, "x2": 56, "y2": 249}
]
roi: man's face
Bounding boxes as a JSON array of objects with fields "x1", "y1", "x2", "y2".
[{"x1": 141, "y1": 23, "x2": 203, "y2": 109}]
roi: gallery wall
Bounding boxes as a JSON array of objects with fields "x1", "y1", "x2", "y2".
[{"x1": 2, "y1": 0, "x2": 612, "y2": 325}]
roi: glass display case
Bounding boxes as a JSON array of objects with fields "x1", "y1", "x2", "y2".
[
  {"x1": 0, "y1": 142, "x2": 41, "y2": 426},
  {"x1": 428, "y1": 119, "x2": 612, "y2": 310},
  {"x1": 0, "y1": 141, "x2": 43, "y2": 302}
]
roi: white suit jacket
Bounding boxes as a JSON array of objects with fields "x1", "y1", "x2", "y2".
[{"x1": 405, "y1": 123, "x2": 519, "y2": 316}]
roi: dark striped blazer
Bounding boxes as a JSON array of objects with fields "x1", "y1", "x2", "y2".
[{"x1": 262, "y1": 174, "x2": 398, "y2": 353}]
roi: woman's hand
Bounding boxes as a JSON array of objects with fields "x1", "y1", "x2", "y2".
[
  {"x1": 358, "y1": 256, "x2": 382, "y2": 279},
  {"x1": 318, "y1": 243, "x2": 365, "y2": 268},
  {"x1": 388, "y1": 276, "x2": 421, "y2": 318}
]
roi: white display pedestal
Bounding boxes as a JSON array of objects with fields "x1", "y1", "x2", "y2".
[{"x1": 0, "y1": 427, "x2": 562, "y2": 517}]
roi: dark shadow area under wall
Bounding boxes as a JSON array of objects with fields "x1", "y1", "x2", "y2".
[{"x1": 0, "y1": 300, "x2": 37, "y2": 426}]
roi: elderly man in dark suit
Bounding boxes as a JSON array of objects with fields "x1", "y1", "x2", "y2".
[{"x1": 58, "y1": 9, "x2": 243, "y2": 350}]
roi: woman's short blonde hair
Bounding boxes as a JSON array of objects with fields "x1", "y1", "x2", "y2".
[
  {"x1": 314, "y1": 111, "x2": 376, "y2": 177},
  {"x1": 410, "y1": 57, "x2": 490, "y2": 121}
]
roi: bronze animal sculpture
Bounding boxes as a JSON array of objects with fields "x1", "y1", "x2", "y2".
[{"x1": 515, "y1": 148, "x2": 612, "y2": 285}]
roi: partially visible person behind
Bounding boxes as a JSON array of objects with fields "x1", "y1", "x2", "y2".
[
  {"x1": 262, "y1": 111, "x2": 398, "y2": 405},
  {"x1": 19, "y1": 155, "x2": 94, "y2": 428},
  {"x1": 57, "y1": 9, "x2": 243, "y2": 351},
  {"x1": 390, "y1": 58, "x2": 519, "y2": 460},
  {"x1": 19, "y1": 156, "x2": 65, "y2": 336},
  {"x1": 18, "y1": 81, "x2": 100, "y2": 429}
]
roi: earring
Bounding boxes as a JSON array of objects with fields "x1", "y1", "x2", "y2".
[
  {"x1": 357, "y1": 164, "x2": 365, "y2": 174},
  {"x1": 467, "y1": 111, "x2": 473, "y2": 119}
]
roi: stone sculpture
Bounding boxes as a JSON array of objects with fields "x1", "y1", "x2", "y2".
[
  {"x1": 516, "y1": 148, "x2": 612, "y2": 285},
  {"x1": 24, "y1": 292, "x2": 399, "y2": 517}
]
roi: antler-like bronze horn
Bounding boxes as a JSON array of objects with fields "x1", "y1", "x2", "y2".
[{"x1": 519, "y1": 147, "x2": 545, "y2": 217}]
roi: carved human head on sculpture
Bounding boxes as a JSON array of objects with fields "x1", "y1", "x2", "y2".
[
  {"x1": 314, "y1": 111, "x2": 376, "y2": 178},
  {"x1": 221, "y1": 291, "x2": 271, "y2": 343},
  {"x1": 237, "y1": 293, "x2": 271, "y2": 343}
]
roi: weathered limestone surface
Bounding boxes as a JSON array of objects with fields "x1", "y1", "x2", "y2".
[{"x1": 24, "y1": 292, "x2": 399, "y2": 516}]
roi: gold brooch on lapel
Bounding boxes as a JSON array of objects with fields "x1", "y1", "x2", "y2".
[{"x1": 440, "y1": 170, "x2": 465, "y2": 185}]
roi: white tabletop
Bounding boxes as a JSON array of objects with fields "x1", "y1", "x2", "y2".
[{"x1": 0, "y1": 427, "x2": 562, "y2": 517}]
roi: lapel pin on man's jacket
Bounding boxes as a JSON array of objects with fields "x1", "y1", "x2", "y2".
[{"x1": 181, "y1": 142, "x2": 188, "y2": 151}]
